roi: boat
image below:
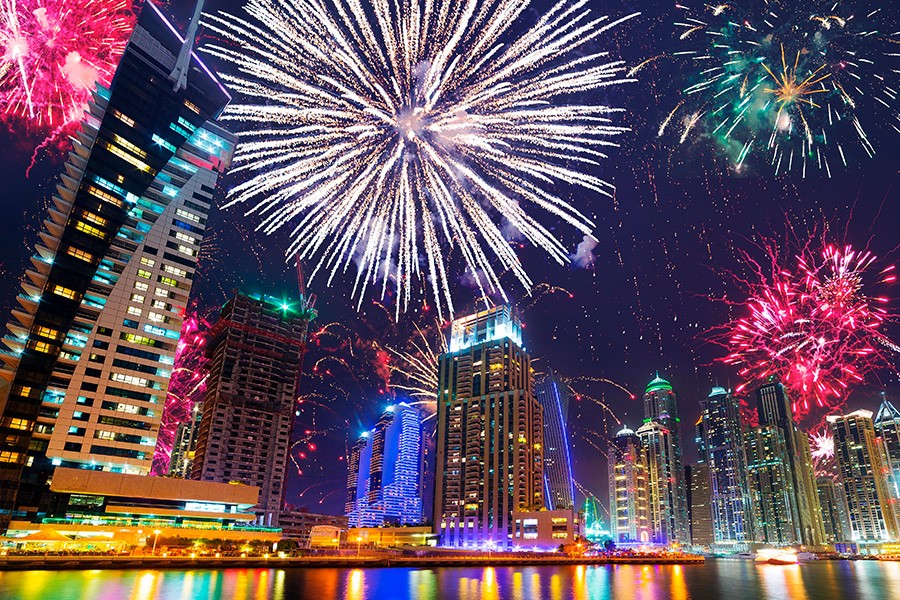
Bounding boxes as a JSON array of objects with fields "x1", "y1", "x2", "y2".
[{"x1": 754, "y1": 548, "x2": 799, "y2": 565}]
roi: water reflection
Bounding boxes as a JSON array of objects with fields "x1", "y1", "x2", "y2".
[{"x1": 0, "y1": 560, "x2": 899, "y2": 600}]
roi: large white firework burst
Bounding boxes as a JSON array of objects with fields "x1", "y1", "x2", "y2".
[{"x1": 202, "y1": 0, "x2": 636, "y2": 317}]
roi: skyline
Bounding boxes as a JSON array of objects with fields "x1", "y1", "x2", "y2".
[{"x1": 0, "y1": 0, "x2": 897, "y2": 521}]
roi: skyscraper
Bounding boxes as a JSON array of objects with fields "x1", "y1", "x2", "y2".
[
  {"x1": 0, "y1": 2, "x2": 234, "y2": 529},
  {"x1": 874, "y1": 393, "x2": 900, "y2": 502},
  {"x1": 345, "y1": 403, "x2": 424, "y2": 528},
  {"x1": 434, "y1": 306, "x2": 544, "y2": 549},
  {"x1": 828, "y1": 410, "x2": 899, "y2": 542},
  {"x1": 816, "y1": 476, "x2": 851, "y2": 544},
  {"x1": 699, "y1": 386, "x2": 753, "y2": 544},
  {"x1": 686, "y1": 463, "x2": 714, "y2": 547},
  {"x1": 192, "y1": 293, "x2": 315, "y2": 527},
  {"x1": 168, "y1": 402, "x2": 203, "y2": 478},
  {"x1": 755, "y1": 380, "x2": 825, "y2": 546},
  {"x1": 637, "y1": 375, "x2": 688, "y2": 545},
  {"x1": 535, "y1": 371, "x2": 574, "y2": 510},
  {"x1": 608, "y1": 426, "x2": 649, "y2": 544},
  {"x1": 744, "y1": 425, "x2": 799, "y2": 545}
]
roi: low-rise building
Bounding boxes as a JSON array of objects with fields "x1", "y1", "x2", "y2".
[
  {"x1": 511, "y1": 509, "x2": 583, "y2": 551},
  {"x1": 348, "y1": 526, "x2": 436, "y2": 548},
  {"x1": 279, "y1": 509, "x2": 348, "y2": 544},
  {"x1": 4, "y1": 467, "x2": 279, "y2": 548}
]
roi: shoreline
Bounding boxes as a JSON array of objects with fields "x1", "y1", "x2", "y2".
[{"x1": 0, "y1": 554, "x2": 705, "y2": 572}]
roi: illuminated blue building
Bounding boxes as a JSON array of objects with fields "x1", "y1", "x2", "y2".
[
  {"x1": 535, "y1": 371, "x2": 574, "y2": 509},
  {"x1": 346, "y1": 403, "x2": 424, "y2": 527}
]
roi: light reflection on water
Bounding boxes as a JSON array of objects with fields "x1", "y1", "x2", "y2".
[{"x1": 0, "y1": 560, "x2": 899, "y2": 600}]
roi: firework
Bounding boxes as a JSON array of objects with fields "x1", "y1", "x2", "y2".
[
  {"x1": 809, "y1": 426, "x2": 836, "y2": 477},
  {"x1": 151, "y1": 311, "x2": 211, "y2": 475},
  {"x1": 719, "y1": 239, "x2": 897, "y2": 424},
  {"x1": 202, "y1": 0, "x2": 637, "y2": 318},
  {"x1": 664, "y1": 1, "x2": 899, "y2": 175},
  {"x1": 386, "y1": 320, "x2": 447, "y2": 417},
  {"x1": 1, "y1": 0, "x2": 135, "y2": 139}
]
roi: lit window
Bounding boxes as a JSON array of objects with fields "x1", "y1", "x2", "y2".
[
  {"x1": 184, "y1": 99, "x2": 201, "y2": 114},
  {"x1": 177, "y1": 244, "x2": 197, "y2": 257},
  {"x1": 81, "y1": 211, "x2": 108, "y2": 227},
  {"x1": 50, "y1": 285, "x2": 78, "y2": 300},
  {"x1": 140, "y1": 257, "x2": 156, "y2": 267},
  {"x1": 131, "y1": 294, "x2": 145, "y2": 303},
  {"x1": 112, "y1": 109, "x2": 135, "y2": 127},
  {"x1": 137, "y1": 269, "x2": 152, "y2": 279},
  {"x1": 7, "y1": 418, "x2": 31, "y2": 431},
  {"x1": 174, "y1": 231, "x2": 197, "y2": 244},
  {"x1": 0, "y1": 452, "x2": 22, "y2": 464},
  {"x1": 134, "y1": 282, "x2": 149, "y2": 292},
  {"x1": 85, "y1": 185, "x2": 125, "y2": 208},
  {"x1": 175, "y1": 208, "x2": 201, "y2": 223},
  {"x1": 151, "y1": 300, "x2": 169, "y2": 310},
  {"x1": 127, "y1": 306, "x2": 142, "y2": 317},
  {"x1": 148, "y1": 312, "x2": 166, "y2": 324},
  {"x1": 110, "y1": 372, "x2": 150, "y2": 387},
  {"x1": 34, "y1": 326, "x2": 61, "y2": 341},
  {"x1": 102, "y1": 141, "x2": 154, "y2": 173},
  {"x1": 163, "y1": 264, "x2": 187, "y2": 278},
  {"x1": 75, "y1": 221, "x2": 105, "y2": 238},
  {"x1": 66, "y1": 246, "x2": 94, "y2": 262},
  {"x1": 29, "y1": 341, "x2": 53, "y2": 353},
  {"x1": 154, "y1": 288, "x2": 172, "y2": 298},
  {"x1": 158, "y1": 276, "x2": 178, "y2": 287}
]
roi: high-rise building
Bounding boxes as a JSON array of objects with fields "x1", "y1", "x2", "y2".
[
  {"x1": 345, "y1": 402, "x2": 424, "y2": 528},
  {"x1": 0, "y1": 2, "x2": 234, "y2": 529},
  {"x1": 535, "y1": 371, "x2": 574, "y2": 510},
  {"x1": 686, "y1": 463, "x2": 713, "y2": 547},
  {"x1": 755, "y1": 380, "x2": 825, "y2": 546},
  {"x1": 608, "y1": 426, "x2": 649, "y2": 544},
  {"x1": 816, "y1": 476, "x2": 851, "y2": 544},
  {"x1": 699, "y1": 386, "x2": 753, "y2": 544},
  {"x1": 744, "y1": 425, "x2": 799, "y2": 545},
  {"x1": 828, "y1": 410, "x2": 899, "y2": 542},
  {"x1": 637, "y1": 375, "x2": 688, "y2": 545},
  {"x1": 874, "y1": 393, "x2": 900, "y2": 502},
  {"x1": 168, "y1": 402, "x2": 203, "y2": 478},
  {"x1": 433, "y1": 306, "x2": 544, "y2": 549},
  {"x1": 192, "y1": 293, "x2": 315, "y2": 527}
]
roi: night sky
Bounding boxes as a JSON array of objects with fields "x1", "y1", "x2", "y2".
[{"x1": 0, "y1": 0, "x2": 897, "y2": 521}]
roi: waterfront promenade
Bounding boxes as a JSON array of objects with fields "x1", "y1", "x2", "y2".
[{"x1": 0, "y1": 552, "x2": 704, "y2": 571}]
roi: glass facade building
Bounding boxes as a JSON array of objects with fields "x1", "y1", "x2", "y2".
[
  {"x1": 699, "y1": 386, "x2": 753, "y2": 544},
  {"x1": 535, "y1": 371, "x2": 574, "y2": 510},
  {"x1": 0, "y1": 2, "x2": 234, "y2": 530},
  {"x1": 345, "y1": 403, "x2": 424, "y2": 528}
]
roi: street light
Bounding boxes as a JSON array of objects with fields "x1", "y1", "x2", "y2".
[
  {"x1": 486, "y1": 539, "x2": 494, "y2": 560},
  {"x1": 356, "y1": 535, "x2": 363, "y2": 558},
  {"x1": 152, "y1": 530, "x2": 162, "y2": 555}
]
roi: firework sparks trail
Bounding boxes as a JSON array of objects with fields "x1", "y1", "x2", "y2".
[
  {"x1": 810, "y1": 426, "x2": 836, "y2": 477},
  {"x1": 202, "y1": 0, "x2": 638, "y2": 318},
  {"x1": 151, "y1": 311, "x2": 211, "y2": 475},
  {"x1": 665, "y1": 1, "x2": 898, "y2": 175},
  {"x1": 717, "y1": 238, "x2": 897, "y2": 425},
  {"x1": 386, "y1": 320, "x2": 446, "y2": 415},
  {"x1": 1, "y1": 0, "x2": 134, "y2": 141}
]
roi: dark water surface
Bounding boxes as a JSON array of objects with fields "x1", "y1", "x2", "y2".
[{"x1": 1, "y1": 559, "x2": 898, "y2": 599}]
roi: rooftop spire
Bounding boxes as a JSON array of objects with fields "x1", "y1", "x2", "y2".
[
  {"x1": 170, "y1": 0, "x2": 205, "y2": 92},
  {"x1": 875, "y1": 391, "x2": 900, "y2": 424}
]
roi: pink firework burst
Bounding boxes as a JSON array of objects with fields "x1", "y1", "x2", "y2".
[
  {"x1": 720, "y1": 240, "x2": 897, "y2": 425},
  {"x1": 151, "y1": 311, "x2": 211, "y2": 475},
  {"x1": 1, "y1": 0, "x2": 135, "y2": 140}
]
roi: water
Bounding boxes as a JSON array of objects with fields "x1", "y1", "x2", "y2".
[{"x1": 1, "y1": 560, "x2": 898, "y2": 600}]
